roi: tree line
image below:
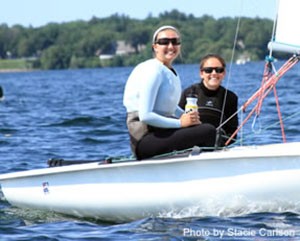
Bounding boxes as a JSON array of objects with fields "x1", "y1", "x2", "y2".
[{"x1": 0, "y1": 10, "x2": 287, "y2": 70}]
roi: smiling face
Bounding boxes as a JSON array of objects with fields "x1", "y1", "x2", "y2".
[
  {"x1": 152, "y1": 29, "x2": 181, "y2": 68},
  {"x1": 200, "y1": 57, "x2": 226, "y2": 90}
]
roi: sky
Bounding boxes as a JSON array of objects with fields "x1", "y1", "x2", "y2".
[{"x1": 1, "y1": 0, "x2": 278, "y2": 27}]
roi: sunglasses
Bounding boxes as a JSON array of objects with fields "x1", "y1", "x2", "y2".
[
  {"x1": 155, "y1": 38, "x2": 181, "y2": 46},
  {"x1": 201, "y1": 67, "x2": 225, "y2": 74}
]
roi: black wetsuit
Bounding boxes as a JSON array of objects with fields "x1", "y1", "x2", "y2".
[{"x1": 179, "y1": 82, "x2": 238, "y2": 145}]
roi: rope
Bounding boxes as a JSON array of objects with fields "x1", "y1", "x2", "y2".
[
  {"x1": 218, "y1": 11, "x2": 242, "y2": 129},
  {"x1": 225, "y1": 55, "x2": 300, "y2": 145},
  {"x1": 215, "y1": 8, "x2": 242, "y2": 149},
  {"x1": 273, "y1": 86, "x2": 286, "y2": 142},
  {"x1": 145, "y1": 146, "x2": 217, "y2": 160},
  {"x1": 232, "y1": 106, "x2": 300, "y2": 145}
]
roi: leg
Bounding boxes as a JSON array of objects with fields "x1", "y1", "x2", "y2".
[{"x1": 136, "y1": 123, "x2": 216, "y2": 159}]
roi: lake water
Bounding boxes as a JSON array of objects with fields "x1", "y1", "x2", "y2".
[{"x1": 1, "y1": 61, "x2": 300, "y2": 240}]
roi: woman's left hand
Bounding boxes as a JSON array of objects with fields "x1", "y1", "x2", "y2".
[{"x1": 180, "y1": 111, "x2": 201, "y2": 127}]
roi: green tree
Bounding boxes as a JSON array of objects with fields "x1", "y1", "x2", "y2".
[
  {"x1": 0, "y1": 11, "x2": 277, "y2": 69},
  {"x1": 40, "y1": 45, "x2": 71, "y2": 69},
  {"x1": 124, "y1": 23, "x2": 151, "y2": 53}
]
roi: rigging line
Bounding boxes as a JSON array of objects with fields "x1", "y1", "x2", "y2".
[
  {"x1": 218, "y1": 8, "x2": 242, "y2": 128},
  {"x1": 217, "y1": 106, "x2": 242, "y2": 130},
  {"x1": 225, "y1": 81, "x2": 277, "y2": 146},
  {"x1": 273, "y1": 85, "x2": 286, "y2": 142},
  {"x1": 217, "y1": 105, "x2": 244, "y2": 145},
  {"x1": 268, "y1": 0, "x2": 280, "y2": 58},
  {"x1": 256, "y1": 0, "x2": 286, "y2": 135},
  {"x1": 257, "y1": 60, "x2": 274, "y2": 116},
  {"x1": 242, "y1": 55, "x2": 299, "y2": 111},
  {"x1": 233, "y1": 106, "x2": 300, "y2": 146},
  {"x1": 281, "y1": 106, "x2": 300, "y2": 123},
  {"x1": 226, "y1": 55, "x2": 300, "y2": 146},
  {"x1": 225, "y1": 101, "x2": 260, "y2": 146}
]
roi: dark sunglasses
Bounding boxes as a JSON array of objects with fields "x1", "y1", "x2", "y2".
[
  {"x1": 155, "y1": 38, "x2": 181, "y2": 46},
  {"x1": 201, "y1": 67, "x2": 225, "y2": 74}
]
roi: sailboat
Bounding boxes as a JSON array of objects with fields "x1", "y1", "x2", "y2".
[
  {"x1": 0, "y1": 0, "x2": 300, "y2": 223},
  {"x1": 0, "y1": 85, "x2": 3, "y2": 100}
]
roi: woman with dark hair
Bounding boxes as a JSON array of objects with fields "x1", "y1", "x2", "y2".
[{"x1": 179, "y1": 54, "x2": 238, "y2": 146}]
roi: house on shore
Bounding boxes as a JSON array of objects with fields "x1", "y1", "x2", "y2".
[{"x1": 98, "y1": 40, "x2": 145, "y2": 60}]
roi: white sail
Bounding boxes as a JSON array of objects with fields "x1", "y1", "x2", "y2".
[{"x1": 268, "y1": 0, "x2": 300, "y2": 54}]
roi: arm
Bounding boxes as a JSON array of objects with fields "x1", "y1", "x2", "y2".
[
  {"x1": 138, "y1": 64, "x2": 182, "y2": 128},
  {"x1": 135, "y1": 61, "x2": 200, "y2": 128},
  {"x1": 175, "y1": 106, "x2": 184, "y2": 118},
  {"x1": 140, "y1": 78, "x2": 199, "y2": 129}
]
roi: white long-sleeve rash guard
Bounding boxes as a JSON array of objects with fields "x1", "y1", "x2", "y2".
[{"x1": 123, "y1": 58, "x2": 184, "y2": 128}]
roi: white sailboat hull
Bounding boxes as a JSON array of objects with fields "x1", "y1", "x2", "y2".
[{"x1": 1, "y1": 142, "x2": 300, "y2": 222}]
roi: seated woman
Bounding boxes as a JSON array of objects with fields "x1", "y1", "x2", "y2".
[
  {"x1": 179, "y1": 54, "x2": 238, "y2": 146},
  {"x1": 123, "y1": 26, "x2": 216, "y2": 160}
]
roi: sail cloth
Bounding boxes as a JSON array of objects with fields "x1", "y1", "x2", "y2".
[{"x1": 268, "y1": 0, "x2": 300, "y2": 54}]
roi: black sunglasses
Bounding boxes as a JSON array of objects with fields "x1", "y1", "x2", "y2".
[
  {"x1": 155, "y1": 38, "x2": 181, "y2": 46},
  {"x1": 201, "y1": 67, "x2": 225, "y2": 74}
]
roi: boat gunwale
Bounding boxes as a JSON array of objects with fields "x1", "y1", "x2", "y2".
[{"x1": 0, "y1": 142, "x2": 300, "y2": 181}]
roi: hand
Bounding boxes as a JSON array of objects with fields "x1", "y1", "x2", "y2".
[{"x1": 180, "y1": 111, "x2": 201, "y2": 127}]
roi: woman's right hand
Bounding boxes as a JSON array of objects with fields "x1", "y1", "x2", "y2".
[{"x1": 180, "y1": 111, "x2": 201, "y2": 127}]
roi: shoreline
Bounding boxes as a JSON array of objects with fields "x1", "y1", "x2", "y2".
[{"x1": 0, "y1": 68, "x2": 36, "y2": 73}]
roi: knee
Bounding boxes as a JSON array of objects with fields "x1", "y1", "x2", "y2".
[
  {"x1": 202, "y1": 123, "x2": 217, "y2": 146},
  {"x1": 203, "y1": 123, "x2": 217, "y2": 135}
]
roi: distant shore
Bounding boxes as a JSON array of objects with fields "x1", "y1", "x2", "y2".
[{"x1": 0, "y1": 68, "x2": 35, "y2": 73}]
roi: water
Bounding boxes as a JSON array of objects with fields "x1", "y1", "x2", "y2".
[{"x1": 0, "y1": 61, "x2": 300, "y2": 240}]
